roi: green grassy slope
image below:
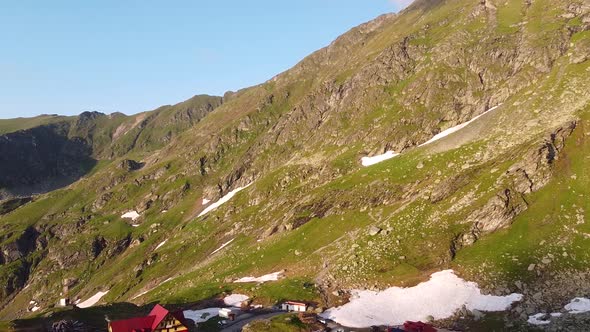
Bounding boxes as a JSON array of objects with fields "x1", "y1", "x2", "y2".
[
  {"x1": 0, "y1": 115, "x2": 73, "y2": 135},
  {"x1": 1, "y1": 0, "x2": 589, "y2": 330}
]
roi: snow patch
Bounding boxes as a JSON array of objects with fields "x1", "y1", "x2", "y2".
[
  {"x1": 131, "y1": 289, "x2": 150, "y2": 300},
  {"x1": 361, "y1": 151, "x2": 400, "y2": 167},
  {"x1": 202, "y1": 198, "x2": 211, "y2": 205},
  {"x1": 320, "y1": 270, "x2": 522, "y2": 328},
  {"x1": 198, "y1": 183, "x2": 253, "y2": 217},
  {"x1": 528, "y1": 313, "x2": 551, "y2": 325},
  {"x1": 155, "y1": 240, "x2": 167, "y2": 250},
  {"x1": 419, "y1": 104, "x2": 502, "y2": 147},
  {"x1": 565, "y1": 297, "x2": 590, "y2": 314},
  {"x1": 183, "y1": 308, "x2": 221, "y2": 323},
  {"x1": 121, "y1": 211, "x2": 140, "y2": 221},
  {"x1": 31, "y1": 306, "x2": 40, "y2": 312},
  {"x1": 234, "y1": 271, "x2": 283, "y2": 283},
  {"x1": 224, "y1": 294, "x2": 250, "y2": 307},
  {"x1": 211, "y1": 238, "x2": 235, "y2": 255},
  {"x1": 77, "y1": 291, "x2": 109, "y2": 308}
]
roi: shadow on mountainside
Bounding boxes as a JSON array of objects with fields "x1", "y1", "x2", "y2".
[
  {"x1": 0, "y1": 124, "x2": 97, "y2": 200},
  {"x1": 7, "y1": 297, "x2": 226, "y2": 332}
]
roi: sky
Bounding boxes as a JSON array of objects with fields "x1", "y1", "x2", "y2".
[{"x1": 0, "y1": 1, "x2": 410, "y2": 119}]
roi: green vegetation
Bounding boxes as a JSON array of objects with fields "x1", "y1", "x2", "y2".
[
  {"x1": 244, "y1": 314, "x2": 307, "y2": 332},
  {"x1": 456, "y1": 111, "x2": 590, "y2": 282},
  {"x1": 1, "y1": 1, "x2": 589, "y2": 331},
  {"x1": 0, "y1": 114, "x2": 72, "y2": 135}
]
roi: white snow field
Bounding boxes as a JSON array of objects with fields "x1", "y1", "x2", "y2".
[
  {"x1": 419, "y1": 104, "x2": 502, "y2": 147},
  {"x1": 183, "y1": 308, "x2": 222, "y2": 323},
  {"x1": 224, "y1": 294, "x2": 250, "y2": 307},
  {"x1": 361, "y1": 151, "x2": 400, "y2": 167},
  {"x1": 234, "y1": 271, "x2": 283, "y2": 283},
  {"x1": 565, "y1": 297, "x2": 590, "y2": 314},
  {"x1": 77, "y1": 290, "x2": 109, "y2": 308},
  {"x1": 211, "y1": 238, "x2": 235, "y2": 255},
  {"x1": 202, "y1": 198, "x2": 211, "y2": 205},
  {"x1": 320, "y1": 270, "x2": 522, "y2": 328},
  {"x1": 198, "y1": 183, "x2": 253, "y2": 217},
  {"x1": 155, "y1": 240, "x2": 167, "y2": 250},
  {"x1": 121, "y1": 211, "x2": 140, "y2": 221}
]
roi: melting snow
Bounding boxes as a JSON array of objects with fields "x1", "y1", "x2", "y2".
[
  {"x1": 527, "y1": 298, "x2": 590, "y2": 325},
  {"x1": 211, "y1": 238, "x2": 235, "y2": 255},
  {"x1": 234, "y1": 271, "x2": 283, "y2": 283},
  {"x1": 198, "y1": 183, "x2": 253, "y2": 217},
  {"x1": 121, "y1": 211, "x2": 140, "y2": 221},
  {"x1": 31, "y1": 306, "x2": 40, "y2": 312},
  {"x1": 155, "y1": 240, "x2": 167, "y2": 250},
  {"x1": 224, "y1": 294, "x2": 250, "y2": 307},
  {"x1": 565, "y1": 297, "x2": 590, "y2": 314},
  {"x1": 183, "y1": 308, "x2": 221, "y2": 323},
  {"x1": 131, "y1": 289, "x2": 150, "y2": 300},
  {"x1": 202, "y1": 198, "x2": 211, "y2": 205},
  {"x1": 132, "y1": 277, "x2": 177, "y2": 299},
  {"x1": 361, "y1": 151, "x2": 400, "y2": 167},
  {"x1": 419, "y1": 104, "x2": 502, "y2": 147},
  {"x1": 77, "y1": 291, "x2": 109, "y2": 308},
  {"x1": 527, "y1": 312, "x2": 563, "y2": 325},
  {"x1": 528, "y1": 313, "x2": 551, "y2": 325},
  {"x1": 320, "y1": 270, "x2": 522, "y2": 328}
]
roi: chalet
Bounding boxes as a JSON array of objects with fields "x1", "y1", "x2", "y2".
[
  {"x1": 108, "y1": 304, "x2": 188, "y2": 332},
  {"x1": 281, "y1": 301, "x2": 308, "y2": 312}
]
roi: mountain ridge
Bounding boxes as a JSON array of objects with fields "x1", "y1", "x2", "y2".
[{"x1": 1, "y1": 0, "x2": 590, "y2": 330}]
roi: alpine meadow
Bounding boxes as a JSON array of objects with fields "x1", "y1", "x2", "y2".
[{"x1": 1, "y1": 0, "x2": 590, "y2": 331}]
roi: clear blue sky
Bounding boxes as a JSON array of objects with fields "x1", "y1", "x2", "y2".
[{"x1": 0, "y1": 1, "x2": 409, "y2": 119}]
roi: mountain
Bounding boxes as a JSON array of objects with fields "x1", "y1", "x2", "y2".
[
  {"x1": 1, "y1": 0, "x2": 590, "y2": 330},
  {"x1": 0, "y1": 95, "x2": 222, "y2": 200}
]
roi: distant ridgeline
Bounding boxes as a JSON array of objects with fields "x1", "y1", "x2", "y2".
[{"x1": 0, "y1": 95, "x2": 222, "y2": 200}]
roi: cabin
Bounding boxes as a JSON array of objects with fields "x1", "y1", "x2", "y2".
[
  {"x1": 281, "y1": 301, "x2": 307, "y2": 312},
  {"x1": 218, "y1": 307, "x2": 240, "y2": 321},
  {"x1": 108, "y1": 304, "x2": 189, "y2": 332}
]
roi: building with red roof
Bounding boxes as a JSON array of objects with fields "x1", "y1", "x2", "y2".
[{"x1": 108, "y1": 304, "x2": 189, "y2": 332}]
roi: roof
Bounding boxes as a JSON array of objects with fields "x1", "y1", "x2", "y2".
[
  {"x1": 148, "y1": 304, "x2": 168, "y2": 330},
  {"x1": 284, "y1": 301, "x2": 307, "y2": 306},
  {"x1": 108, "y1": 316, "x2": 155, "y2": 332},
  {"x1": 109, "y1": 304, "x2": 186, "y2": 332},
  {"x1": 148, "y1": 304, "x2": 186, "y2": 329}
]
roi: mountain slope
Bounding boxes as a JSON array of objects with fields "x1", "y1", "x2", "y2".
[
  {"x1": 0, "y1": 95, "x2": 222, "y2": 200},
  {"x1": 1, "y1": 0, "x2": 590, "y2": 330}
]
